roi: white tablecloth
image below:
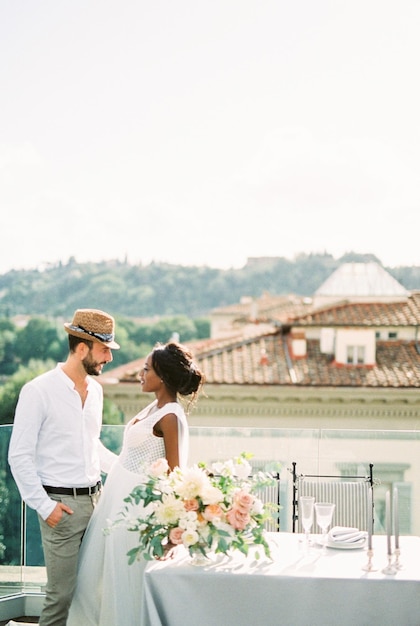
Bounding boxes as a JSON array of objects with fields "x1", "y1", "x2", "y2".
[{"x1": 141, "y1": 533, "x2": 420, "y2": 626}]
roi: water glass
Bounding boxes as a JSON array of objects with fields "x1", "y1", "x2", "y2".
[
  {"x1": 299, "y1": 496, "x2": 315, "y2": 550},
  {"x1": 314, "y1": 502, "x2": 335, "y2": 549}
]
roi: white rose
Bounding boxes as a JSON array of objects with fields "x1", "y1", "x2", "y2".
[
  {"x1": 211, "y1": 460, "x2": 235, "y2": 477},
  {"x1": 149, "y1": 458, "x2": 170, "y2": 477},
  {"x1": 182, "y1": 520, "x2": 199, "y2": 533},
  {"x1": 211, "y1": 461, "x2": 224, "y2": 475},
  {"x1": 179, "y1": 511, "x2": 198, "y2": 529},
  {"x1": 158, "y1": 480, "x2": 173, "y2": 495},
  {"x1": 234, "y1": 459, "x2": 252, "y2": 479},
  {"x1": 182, "y1": 528, "x2": 199, "y2": 547},
  {"x1": 201, "y1": 484, "x2": 224, "y2": 505},
  {"x1": 251, "y1": 497, "x2": 264, "y2": 515}
]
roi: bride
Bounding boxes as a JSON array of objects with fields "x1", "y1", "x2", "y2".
[{"x1": 67, "y1": 341, "x2": 205, "y2": 626}]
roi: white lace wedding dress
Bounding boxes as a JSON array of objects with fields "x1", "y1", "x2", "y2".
[{"x1": 67, "y1": 400, "x2": 189, "y2": 626}]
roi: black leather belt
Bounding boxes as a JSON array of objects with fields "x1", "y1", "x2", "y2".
[{"x1": 43, "y1": 481, "x2": 101, "y2": 496}]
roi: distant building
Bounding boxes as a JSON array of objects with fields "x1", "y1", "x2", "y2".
[{"x1": 313, "y1": 261, "x2": 409, "y2": 307}]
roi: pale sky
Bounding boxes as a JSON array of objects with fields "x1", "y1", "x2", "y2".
[{"x1": 1, "y1": 0, "x2": 419, "y2": 274}]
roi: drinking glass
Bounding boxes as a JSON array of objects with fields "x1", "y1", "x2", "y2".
[
  {"x1": 299, "y1": 496, "x2": 315, "y2": 551},
  {"x1": 314, "y1": 502, "x2": 335, "y2": 549}
]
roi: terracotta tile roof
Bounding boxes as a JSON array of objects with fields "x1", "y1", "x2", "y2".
[
  {"x1": 287, "y1": 293, "x2": 420, "y2": 327},
  {"x1": 101, "y1": 295, "x2": 420, "y2": 389},
  {"x1": 193, "y1": 335, "x2": 420, "y2": 388},
  {"x1": 102, "y1": 329, "x2": 420, "y2": 389},
  {"x1": 195, "y1": 333, "x2": 290, "y2": 385},
  {"x1": 290, "y1": 339, "x2": 420, "y2": 388}
]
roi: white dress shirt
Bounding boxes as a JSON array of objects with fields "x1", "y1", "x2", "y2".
[{"x1": 8, "y1": 364, "x2": 117, "y2": 520}]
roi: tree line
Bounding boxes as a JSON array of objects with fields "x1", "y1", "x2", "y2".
[{"x1": 1, "y1": 252, "x2": 418, "y2": 319}]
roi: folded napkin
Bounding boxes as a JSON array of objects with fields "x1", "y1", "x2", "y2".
[{"x1": 328, "y1": 526, "x2": 368, "y2": 543}]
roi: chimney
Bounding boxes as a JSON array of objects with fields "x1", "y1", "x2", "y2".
[{"x1": 290, "y1": 330, "x2": 307, "y2": 358}]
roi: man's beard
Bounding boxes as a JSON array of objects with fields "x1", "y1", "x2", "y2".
[{"x1": 82, "y1": 352, "x2": 104, "y2": 376}]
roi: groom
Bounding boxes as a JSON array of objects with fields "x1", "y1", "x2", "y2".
[{"x1": 8, "y1": 309, "x2": 120, "y2": 626}]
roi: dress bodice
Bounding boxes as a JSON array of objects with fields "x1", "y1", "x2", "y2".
[{"x1": 118, "y1": 400, "x2": 188, "y2": 473}]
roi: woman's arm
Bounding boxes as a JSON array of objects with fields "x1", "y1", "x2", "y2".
[{"x1": 155, "y1": 413, "x2": 180, "y2": 470}]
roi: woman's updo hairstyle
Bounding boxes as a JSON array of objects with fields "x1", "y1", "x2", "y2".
[{"x1": 151, "y1": 342, "x2": 205, "y2": 402}]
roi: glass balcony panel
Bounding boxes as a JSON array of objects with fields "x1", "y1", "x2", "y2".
[{"x1": 1, "y1": 424, "x2": 419, "y2": 605}]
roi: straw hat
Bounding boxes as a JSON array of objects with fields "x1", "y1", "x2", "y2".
[{"x1": 64, "y1": 309, "x2": 120, "y2": 349}]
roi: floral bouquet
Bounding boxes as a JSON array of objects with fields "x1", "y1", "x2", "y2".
[{"x1": 113, "y1": 453, "x2": 279, "y2": 563}]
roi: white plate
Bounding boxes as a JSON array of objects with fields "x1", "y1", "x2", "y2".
[{"x1": 326, "y1": 537, "x2": 367, "y2": 550}]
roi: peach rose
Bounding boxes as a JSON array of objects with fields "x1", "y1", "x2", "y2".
[
  {"x1": 226, "y1": 506, "x2": 251, "y2": 531},
  {"x1": 169, "y1": 527, "x2": 184, "y2": 545},
  {"x1": 234, "y1": 490, "x2": 254, "y2": 513},
  {"x1": 184, "y1": 499, "x2": 200, "y2": 512},
  {"x1": 203, "y1": 504, "x2": 224, "y2": 522}
]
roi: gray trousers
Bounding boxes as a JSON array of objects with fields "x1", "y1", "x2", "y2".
[{"x1": 38, "y1": 492, "x2": 99, "y2": 626}]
